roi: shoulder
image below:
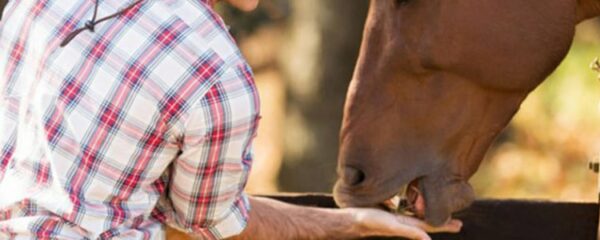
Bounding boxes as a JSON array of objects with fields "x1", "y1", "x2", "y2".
[
  {"x1": 134, "y1": 0, "x2": 251, "y2": 93},
  {"x1": 140, "y1": 1, "x2": 257, "y2": 123},
  {"x1": 107, "y1": 0, "x2": 253, "y2": 102},
  {"x1": 149, "y1": 0, "x2": 246, "y2": 66}
]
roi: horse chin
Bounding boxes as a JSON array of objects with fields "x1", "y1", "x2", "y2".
[{"x1": 418, "y1": 177, "x2": 476, "y2": 226}]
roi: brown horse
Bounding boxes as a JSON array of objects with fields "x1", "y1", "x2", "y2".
[{"x1": 333, "y1": 0, "x2": 600, "y2": 226}]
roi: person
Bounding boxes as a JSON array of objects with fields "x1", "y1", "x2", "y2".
[{"x1": 0, "y1": 0, "x2": 461, "y2": 239}]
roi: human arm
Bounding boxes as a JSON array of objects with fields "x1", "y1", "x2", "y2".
[
  {"x1": 227, "y1": 196, "x2": 462, "y2": 240},
  {"x1": 167, "y1": 195, "x2": 462, "y2": 240}
]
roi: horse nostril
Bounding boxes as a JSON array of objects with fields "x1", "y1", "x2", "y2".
[{"x1": 344, "y1": 166, "x2": 366, "y2": 186}]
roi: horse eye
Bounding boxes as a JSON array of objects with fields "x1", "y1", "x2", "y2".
[{"x1": 395, "y1": 0, "x2": 410, "y2": 7}]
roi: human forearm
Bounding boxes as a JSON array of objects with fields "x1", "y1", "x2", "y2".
[
  {"x1": 228, "y1": 196, "x2": 361, "y2": 240},
  {"x1": 167, "y1": 195, "x2": 461, "y2": 240}
]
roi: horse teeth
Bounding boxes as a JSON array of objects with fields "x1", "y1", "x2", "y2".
[
  {"x1": 382, "y1": 195, "x2": 402, "y2": 212},
  {"x1": 390, "y1": 195, "x2": 401, "y2": 208}
]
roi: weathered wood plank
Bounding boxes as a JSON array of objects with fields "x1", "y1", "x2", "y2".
[{"x1": 263, "y1": 194, "x2": 599, "y2": 240}]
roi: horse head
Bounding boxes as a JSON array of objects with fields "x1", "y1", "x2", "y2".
[{"x1": 334, "y1": 0, "x2": 599, "y2": 226}]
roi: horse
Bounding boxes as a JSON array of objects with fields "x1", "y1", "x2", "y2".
[{"x1": 333, "y1": 0, "x2": 600, "y2": 226}]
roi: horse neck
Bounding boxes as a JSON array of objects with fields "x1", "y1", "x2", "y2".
[{"x1": 577, "y1": 0, "x2": 600, "y2": 22}]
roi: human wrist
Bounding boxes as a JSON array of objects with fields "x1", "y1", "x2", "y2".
[{"x1": 334, "y1": 208, "x2": 370, "y2": 238}]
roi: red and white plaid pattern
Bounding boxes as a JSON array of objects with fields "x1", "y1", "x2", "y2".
[{"x1": 0, "y1": 0, "x2": 259, "y2": 239}]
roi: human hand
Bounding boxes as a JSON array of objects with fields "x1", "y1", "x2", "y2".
[{"x1": 348, "y1": 208, "x2": 462, "y2": 240}]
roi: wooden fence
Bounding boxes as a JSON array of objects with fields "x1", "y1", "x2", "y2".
[{"x1": 264, "y1": 194, "x2": 598, "y2": 240}]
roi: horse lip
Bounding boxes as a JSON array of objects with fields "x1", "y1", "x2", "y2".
[
  {"x1": 333, "y1": 180, "x2": 403, "y2": 208},
  {"x1": 334, "y1": 166, "x2": 428, "y2": 207},
  {"x1": 404, "y1": 178, "x2": 425, "y2": 217}
]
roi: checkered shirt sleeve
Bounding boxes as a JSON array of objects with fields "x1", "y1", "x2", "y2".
[{"x1": 165, "y1": 63, "x2": 259, "y2": 239}]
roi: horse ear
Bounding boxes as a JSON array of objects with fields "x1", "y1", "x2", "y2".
[{"x1": 576, "y1": 0, "x2": 600, "y2": 23}]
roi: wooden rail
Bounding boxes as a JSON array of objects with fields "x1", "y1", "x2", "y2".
[{"x1": 263, "y1": 194, "x2": 598, "y2": 240}]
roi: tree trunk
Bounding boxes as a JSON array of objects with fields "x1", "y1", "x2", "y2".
[{"x1": 278, "y1": 1, "x2": 368, "y2": 192}]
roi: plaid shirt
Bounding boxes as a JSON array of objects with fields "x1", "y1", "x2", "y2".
[{"x1": 0, "y1": 0, "x2": 259, "y2": 239}]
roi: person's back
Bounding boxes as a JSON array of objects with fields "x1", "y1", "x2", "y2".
[{"x1": 0, "y1": 0, "x2": 259, "y2": 238}]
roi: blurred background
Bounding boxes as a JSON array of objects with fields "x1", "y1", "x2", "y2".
[{"x1": 220, "y1": 0, "x2": 600, "y2": 202}]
